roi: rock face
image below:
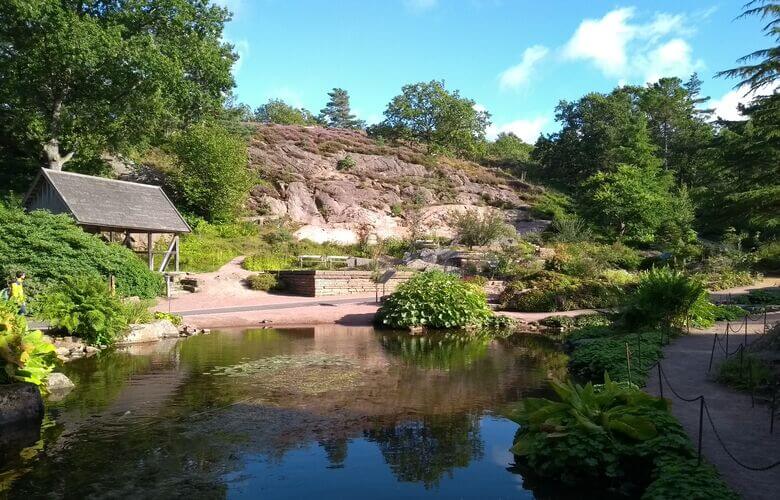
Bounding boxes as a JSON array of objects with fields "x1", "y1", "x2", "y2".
[
  {"x1": 245, "y1": 125, "x2": 542, "y2": 243},
  {"x1": 119, "y1": 319, "x2": 179, "y2": 345},
  {"x1": 0, "y1": 383, "x2": 44, "y2": 425}
]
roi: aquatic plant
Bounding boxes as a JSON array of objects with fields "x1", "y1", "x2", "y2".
[{"x1": 0, "y1": 300, "x2": 57, "y2": 387}]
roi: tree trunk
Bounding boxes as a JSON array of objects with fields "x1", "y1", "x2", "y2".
[{"x1": 42, "y1": 138, "x2": 74, "y2": 171}]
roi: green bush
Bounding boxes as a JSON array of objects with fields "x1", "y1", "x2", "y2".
[
  {"x1": 755, "y1": 240, "x2": 780, "y2": 273},
  {"x1": 549, "y1": 217, "x2": 593, "y2": 243},
  {"x1": 375, "y1": 270, "x2": 493, "y2": 329},
  {"x1": 500, "y1": 271, "x2": 626, "y2": 312},
  {"x1": 121, "y1": 299, "x2": 154, "y2": 324},
  {"x1": 568, "y1": 330, "x2": 664, "y2": 386},
  {"x1": 716, "y1": 354, "x2": 773, "y2": 392},
  {"x1": 450, "y1": 209, "x2": 515, "y2": 247},
  {"x1": 547, "y1": 242, "x2": 642, "y2": 277},
  {"x1": 0, "y1": 205, "x2": 163, "y2": 298},
  {"x1": 531, "y1": 190, "x2": 574, "y2": 221},
  {"x1": 34, "y1": 276, "x2": 128, "y2": 346},
  {"x1": 508, "y1": 375, "x2": 735, "y2": 499},
  {"x1": 246, "y1": 273, "x2": 278, "y2": 291},
  {"x1": 153, "y1": 311, "x2": 183, "y2": 326},
  {"x1": 243, "y1": 254, "x2": 296, "y2": 271},
  {"x1": 336, "y1": 155, "x2": 356, "y2": 170},
  {"x1": 0, "y1": 300, "x2": 57, "y2": 387},
  {"x1": 734, "y1": 289, "x2": 780, "y2": 305},
  {"x1": 623, "y1": 268, "x2": 708, "y2": 329}
]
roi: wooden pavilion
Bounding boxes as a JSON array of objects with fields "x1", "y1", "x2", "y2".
[{"x1": 24, "y1": 168, "x2": 191, "y2": 272}]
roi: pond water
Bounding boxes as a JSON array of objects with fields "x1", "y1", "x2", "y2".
[{"x1": 1, "y1": 326, "x2": 566, "y2": 498}]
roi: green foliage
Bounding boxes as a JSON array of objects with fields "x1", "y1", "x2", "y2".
[
  {"x1": 716, "y1": 354, "x2": 774, "y2": 392},
  {"x1": 450, "y1": 209, "x2": 514, "y2": 247},
  {"x1": 246, "y1": 273, "x2": 278, "y2": 291},
  {"x1": 734, "y1": 288, "x2": 780, "y2": 305},
  {"x1": 318, "y1": 88, "x2": 365, "y2": 129},
  {"x1": 153, "y1": 311, "x2": 182, "y2": 327},
  {"x1": 254, "y1": 98, "x2": 318, "y2": 125},
  {"x1": 549, "y1": 217, "x2": 593, "y2": 243},
  {"x1": 242, "y1": 254, "x2": 296, "y2": 271},
  {"x1": 336, "y1": 155, "x2": 356, "y2": 171},
  {"x1": 121, "y1": 299, "x2": 154, "y2": 325},
  {"x1": 584, "y1": 164, "x2": 695, "y2": 244},
  {"x1": 370, "y1": 80, "x2": 490, "y2": 158},
  {"x1": 376, "y1": 270, "x2": 493, "y2": 329},
  {"x1": 568, "y1": 330, "x2": 664, "y2": 386},
  {"x1": 0, "y1": 0, "x2": 234, "y2": 175},
  {"x1": 34, "y1": 275, "x2": 128, "y2": 346},
  {"x1": 0, "y1": 204, "x2": 163, "y2": 298},
  {"x1": 623, "y1": 268, "x2": 708, "y2": 329},
  {"x1": 0, "y1": 301, "x2": 56, "y2": 387},
  {"x1": 170, "y1": 121, "x2": 252, "y2": 223},
  {"x1": 484, "y1": 132, "x2": 533, "y2": 166},
  {"x1": 755, "y1": 240, "x2": 780, "y2": 273},
  {"x1": 547, "y1": 242, "x2": 641, "y2": 277},
  {"x1": 500, "y1": 271, "x2": 626, "y2": 312},
  {"x1": 531, "y1": 190, "x2": 574, "y2": 221},
  {"x1": 508, "y1": 374, "x2": 736, "y2": 498}
]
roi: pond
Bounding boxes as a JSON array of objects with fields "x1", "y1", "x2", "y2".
[{"x1": 1, "y1": 326, "x2": 567, "y2": 498}]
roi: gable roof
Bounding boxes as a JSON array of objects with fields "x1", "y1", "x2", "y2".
[{"x1": 25, "y1": 169, "x2": 191, "y2": 233}]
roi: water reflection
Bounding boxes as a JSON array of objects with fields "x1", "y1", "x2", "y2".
[{"x1": 2, "y1": 326, "x2": 562, "y2": 498}]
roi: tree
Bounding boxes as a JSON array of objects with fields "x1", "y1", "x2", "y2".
[
  {"x1": 318, "y1": 88, "x2": 365, "y2": 129},
  {"x1": 450, "y1": 209, "x2": 515, "y2": 247},
  {"x1": 484, "y1": 132, "x2": 533, "y2": 166},
  {"x1": 255, "y1": 99, "x2": 318, "y2": 125},
  {"x1": 0, "y1": 0, "x2": 235, "y2": 172},
  {"x1": 583, "y1": 164, "x2": 694, "y2": 243},
  {"x1": 716, "y1": 1, "x2": 780, "y2": 92},
  {"x1": 170, "y1": 122, "x2": 252, "y2": 223},
  {"x1": 371, "y1": 80, "x2": 491, "y2": 158},
  {"x1": 533, "y1": 89, "x2": 660, "y2": 182}
]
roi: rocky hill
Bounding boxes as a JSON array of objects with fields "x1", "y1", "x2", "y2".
[{"x1": 245, "y1": 124, "x2": 543, "y2": 244}]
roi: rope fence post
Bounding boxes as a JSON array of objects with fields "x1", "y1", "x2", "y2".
[
  {"x1": 625, "y1": 342, "x2": 632, "y2": 386},
  {"x1": 771, "y1": 389, "x2": 777, "y2": 435},
  {"x1": 708, "y1": 334, "x2": 718, "y2": 373},
  {"x1": 744, "y1": 315, "x2": 748, "y2": 346},
  {"x1": 697, "y1": 397, "x2": 705, "y2": 466},
  {"x1": 657, "y1": 362, "x2": 664, "y2": 399}
]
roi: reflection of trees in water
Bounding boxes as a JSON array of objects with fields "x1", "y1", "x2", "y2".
[
  {"x1": 364, "y1": 414, "x2": 484, "y2": 488},
  {"x1": 319, "y1": 437, "x2": 349, "y2": 468},
  {"x1": 379, "y1": 331, "x2": 494, "y2": 371}
]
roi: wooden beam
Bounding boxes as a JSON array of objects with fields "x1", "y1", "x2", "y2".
[{"x1": 147, "y1": 233, "x2": 153, "y2": 270}]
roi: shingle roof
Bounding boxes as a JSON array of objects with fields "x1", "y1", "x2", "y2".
[{"x1": 28, "y1": 169, "x2": 190, "y2": 233}]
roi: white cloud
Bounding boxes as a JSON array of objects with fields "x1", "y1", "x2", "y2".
[
  {"x1": 563, "y1": 7, "x2": 635, "y2": 77},
  {"x1": 562, "y1": 8, "x2": 704, "y2": 83},
  {"x1": 404, "y1": 0, "x2": 437, "y2": 12},
  {"x1": 499, "y1": 45, "x2": 549, "y2": 90},
  {"x1": 486, "y1": 116, "x2": 549, "y2": 144},
  {"x1": 711, "y1": 82, "x2": 779, "y2": 121}
]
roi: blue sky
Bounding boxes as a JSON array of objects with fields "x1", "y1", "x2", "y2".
[{"x1": 217, "y1": 0, "x2": 774, "y2": 142}]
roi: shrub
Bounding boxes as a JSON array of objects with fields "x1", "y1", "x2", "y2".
[
  {"x1": 450, "y1": 209, "x2": 515, "y2": 247},
  {"x1": 153, "y1": 311, "x2": 183, "y2": 326},
  {"x1": 755, "y1": 240, "x2": 780, "y2": 273},
  {"x1": 531, "y1": 190, "x2": 574, "y2": 221},
  {"x1": 0, "y1": 205, "x2": 163, "y2": 299},
  {"x1": 462, "y1": 275, "x2": 488, "y2": 287},
  {"x1": 375, "y1": 270, "x2": 493, "y2": 329},
  {"x1": 500, "y1": 271, "x2": 625, "y2": 312},
  {"x1": 547, "y1": 242, "x2": 642, "y2": 277},
  {"x1": 242, "y1": 254, "x2": 295, "y2": 271},
  {"x1": 716, "y1": 354, "x2": 773, "y2": 392},
  {"x1": 508, "y1": 375, "x2": 735, "y2": 499},
  {"x1": 623, "y1": 268, "x2": 708, "y2": 329},
  {"x1": 34, "y1": 276, "x2": 128, "y2": 346},
  {"x1": 336, "y1": 155, "x2": 356, "y2": 170},
  {"x1": 0, "y1": 300, "x2": 57, "y2": 387},
  {"x1": 568, "y1": 330, "x2": 665, "y2": 385},
  {"x1": 121, "y1": 299, "x2": 154, "y2": 324},
  {"x1": 169, "y1": 121, "x2": 253, "y2": 223},
  {"x1": 246, "y1": 273, "x2": 278, "y2": 291},
  {"x1": 549, "y1": 217, "x2": 593, "y2": 243}
]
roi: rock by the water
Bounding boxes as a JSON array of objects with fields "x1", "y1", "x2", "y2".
[
  {"x1": 0, "y1": 383, "x2": 44, "y2": 425},
  {"x1": 119, "y1": 319, "x2": 179, "y2": 344},
  {"x1": 46, "y1": 372, "x2": 75, "y2": 392}
]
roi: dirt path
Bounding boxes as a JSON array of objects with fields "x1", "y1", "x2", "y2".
[
  {"x1": 709, "y1": 277, "x2": 780, "y2": 303},
  {"x1": 645, "y1": 316, "x2": 780, "y2": 500}
]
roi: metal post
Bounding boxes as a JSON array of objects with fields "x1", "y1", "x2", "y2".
[
  {"x1": 174, "y1": 235, "x2": 180, "y2": 272},
  {"x1": 658, "y1": 362, "x2": 664, "y2": 399},
  {"x1": 744, "y1": 315, "x2": 748, "y2": 346},
  {"x1": 749, "y1": 357, "x2": 755, "y2": 408},
  {"x1": 708, "y1": 334, "x2": 718, "y2": 373},
  {"x1": 697, "y1": 398, "x2": 704, "y2": 465},
  {"x1": 725, "y1": 324, "x2": 729, "y2": 354},
  {"x1": 147, "y1": 232, "x2": 153, "y2": 270}
]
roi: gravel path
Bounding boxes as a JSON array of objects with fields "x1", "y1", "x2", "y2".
[{"x1": 645, "y1": 316, "x2": 780, "y2": 500}]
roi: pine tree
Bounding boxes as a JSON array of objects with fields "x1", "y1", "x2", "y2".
[{"x1": 318, "y1": 88, "x2": 365, "y2": 129}]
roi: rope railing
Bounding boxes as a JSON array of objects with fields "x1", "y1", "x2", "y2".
[{"x1": 649, "y1": 359, "x2": 780, "y2": 470}]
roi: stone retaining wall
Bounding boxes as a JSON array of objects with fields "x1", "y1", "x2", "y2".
[{"x1": 277, "y1": 270, "x2": 416, "y2": 297}]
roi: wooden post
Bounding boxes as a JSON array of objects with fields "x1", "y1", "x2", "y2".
[
  {"x1": 174, "y1": 234, "x2": 180, "y2": 272},
  {"x1": 147, "y1": 232, "x2": 153, "y2": 270}
]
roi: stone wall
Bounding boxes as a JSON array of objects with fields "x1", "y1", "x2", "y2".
[{"x1": 277, "y1": 270, "x2": 416, "y2": 297}]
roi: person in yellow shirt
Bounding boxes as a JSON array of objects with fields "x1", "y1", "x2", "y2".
[{"x1": 10, "y1": 271, "x2": 27, "y2": 315}]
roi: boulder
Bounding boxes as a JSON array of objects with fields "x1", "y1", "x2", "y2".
[
  {"x1": 119, "y1": 319, "x2": 179, "y2": 344},
  {"x1": 0, "y1": 383, "x2": 44, "y2": 426},
  {"x1": 46, "y1": 372, "x2": 75, "y2": 392}
]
